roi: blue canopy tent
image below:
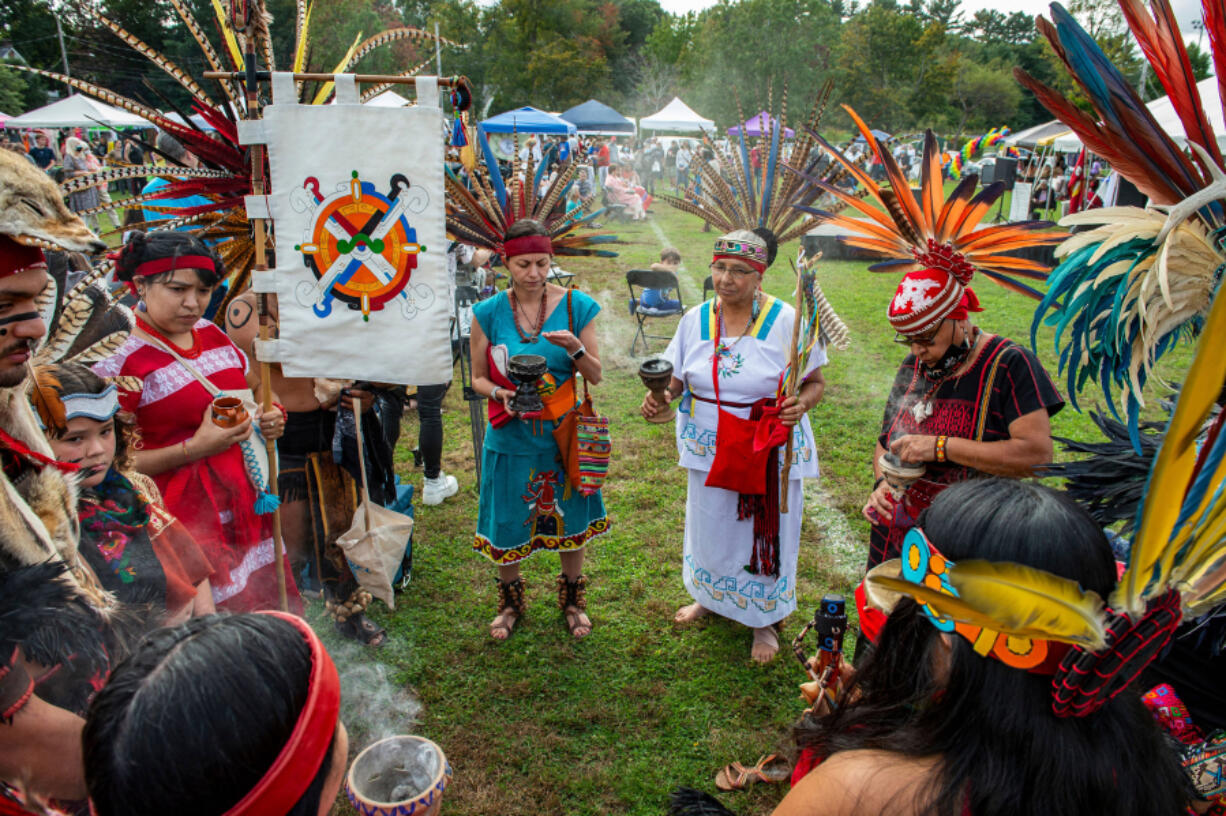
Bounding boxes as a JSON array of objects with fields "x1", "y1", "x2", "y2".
[
  {"x1": 479, "y1": 106, "x2": 576, "y2": 135},
  {"x1": 559, "y1": 99, "x2": 635, "y2": 135}
]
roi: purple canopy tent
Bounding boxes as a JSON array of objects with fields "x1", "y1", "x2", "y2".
[{"x1": 727, "y1": 111, "x2": 794, "y2": 138}]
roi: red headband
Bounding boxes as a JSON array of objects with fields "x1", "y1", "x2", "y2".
[
  {"x1": 0, "y1": 236, "x2": 47, "y2": 279},
  {"x1": 118, "y1": 254, "x2": 217, "y2": 297},
  {"x1": 502, "y1": 235, "x2": 553, "y2": 259},
  {"x1": 221, "y1": 612, "x2": 341, "y2": 816},
  {"x1": 712, "y1": 253, "x2": 766, "y2": 275}
]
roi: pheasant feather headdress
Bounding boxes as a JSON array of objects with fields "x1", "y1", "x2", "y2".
[
  {"x1": 660, "y1": 83, "x2": 858, "y2": 246},
  {"x1": 792, "y1": 106, "x2": 1064, "y2": 335},
  {"x1": 14, "y1": 0, "x2": 459, "y2": 321},
  {"x1": 444, "y1": 122, "x2": 618, "y2": 260},
  {"x1": 1017, "y1": 0, "x2": 1226, "y2": 443}
]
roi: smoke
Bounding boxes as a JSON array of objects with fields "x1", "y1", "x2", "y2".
[{"x1": 330, "y1": 638, "x2": 422, "y2": 750}]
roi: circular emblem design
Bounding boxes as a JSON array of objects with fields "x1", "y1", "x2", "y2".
[{"x1": 295, "y1": 171, "x2": 425, "y2": 320}]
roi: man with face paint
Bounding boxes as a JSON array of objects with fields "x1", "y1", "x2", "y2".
[
  {"x1": 0, "y1": 236, "x2": 118, "y2": 807},
  {"x1": 861, "y1": 262, "x2": 1064, "y2": 573}
]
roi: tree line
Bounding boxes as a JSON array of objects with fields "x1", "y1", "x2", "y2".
[{"x1": 1, "y1": 0, "x2": 1215, "y2": 142}]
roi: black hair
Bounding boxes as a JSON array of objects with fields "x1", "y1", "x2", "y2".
[
  {"x1": 114, "y1": 231, "x2": 224, "y2": 289},
  {"x1": 795, "y1": 479, "x2": 1188, "y2": 816},
  {"x1": 504, "y1": 218, "x2": 549, "y2": 241},
  {"x1": 84, "y1": 614, "x2": 336, "y2": 816},
  {"x1": 750, "y1": 226, "x2": 778, "y2": 267}
]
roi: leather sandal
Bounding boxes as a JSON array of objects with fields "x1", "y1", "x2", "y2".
[
  {"x1": 556, "y1": 574, "x2": 591, "y2": 638},
  {"x1": 714, "y1": 754, "x2": 792, "y2": 791},
  {"x1": 490, "y1": 577, "x2": 525, "y2": 641}
]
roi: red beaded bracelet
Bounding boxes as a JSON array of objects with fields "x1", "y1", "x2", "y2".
[
  {"x1": 935, "y1": 435, "x2": 948, "y2": 463},
  {"x1": 271, "y1": 401, "x2": 288, "y2": 422}
]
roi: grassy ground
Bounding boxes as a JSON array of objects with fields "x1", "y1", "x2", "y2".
[{"x1": 320, "y1": 198, "x2": 1191, "y2": 816}]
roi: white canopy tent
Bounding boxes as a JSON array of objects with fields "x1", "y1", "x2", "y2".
[
  {"x1": 640, "y1": 97, "x2": 714, "y2": 133},
  {"x1": 7, "y1": 94, "x2": 152, "y2": 129},
  {"x1": 327, "y1": 90, "x2": 411, "y2": 107},
  {"x1": 1050, "y1": 76, "x2": 1226, "y2": 153},
  {"x1": 1003, "y1": 120, "x2": 1069, "y2": 149}
]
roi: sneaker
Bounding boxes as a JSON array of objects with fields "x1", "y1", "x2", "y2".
[{"x1": 423, "y1": 473, "x2": 459, "y2": 505}]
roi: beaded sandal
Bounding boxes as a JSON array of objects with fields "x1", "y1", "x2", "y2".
[
  {"x1": 714, "y1": 754, "x2": 792, "y2": 791},
  {"x1": 490, "y1": 577, "x2": 525, "y2": 641},
  {"x1": 556, "y1": 574, "x2": 591, "y2": 638}
]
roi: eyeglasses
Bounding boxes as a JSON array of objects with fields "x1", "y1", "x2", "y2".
[
  {"x1": 709, "y1": 262, "x2": 758, "y2": 279},
  {"x1": 894, "y1": 321, "x2": 946, "y2": 347}
]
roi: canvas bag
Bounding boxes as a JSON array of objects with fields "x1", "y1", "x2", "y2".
[
  {"x1": 703, "y1": 314, "x2": 788, "y2": 495},
  {"x1": 336, "y1": 398, "x2": 414, "y2": 609},
  {"x1": 140, "y1": 333, "x2": 279, "y2": 514},
  {"x1": 551, "y1": 291, "x2": 611, "y2": 495}
]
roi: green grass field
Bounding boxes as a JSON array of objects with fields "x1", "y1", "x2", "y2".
[{"x1": 321, "y1": 199, "x2": 1191, "y2": 816}]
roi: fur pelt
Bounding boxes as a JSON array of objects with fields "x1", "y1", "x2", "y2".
[{"x1": 0, "y1": 149, "x2": 105, "y2": 254}]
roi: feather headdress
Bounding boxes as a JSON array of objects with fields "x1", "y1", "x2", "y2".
[
  {"x1": 444, "y1": 122, "x2": 618, "y2": 259},
  {"x1": 792, "y1": 107, "x2": 1063, "y2": 319},
  {"x1": 13, "y1": 0, "x2": 459, "y2": 321},
  {"x1": 660, "y1": 83, "x2": 860, "y2": 245},
  {"x1": 1018, "y1": 1, "x2": 1226, "y2": 443}
]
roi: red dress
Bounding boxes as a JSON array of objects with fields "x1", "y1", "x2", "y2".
[{"x1": 94, "y1": 319, "x2": 300, "y2": 613}]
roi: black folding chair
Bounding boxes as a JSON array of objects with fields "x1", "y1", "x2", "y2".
[
  {"x1": 702, "y1": 275, "x2": 714, "y2": 302},
  {"x1": 626, "y1": 268, "x2": 685, "y2": 355}
]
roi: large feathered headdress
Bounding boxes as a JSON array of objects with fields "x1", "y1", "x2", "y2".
[
  {"x1": 14, "y1": 1, "x2": 459, "y2": 320},
  {"x1": 1017, "y1": 0, "x2": 1226, "y2": 444},
  {"x1": 660, "y1": 83, "x2": 857, "y2": 246},
  {"x1": 444, "y1": 123, "x2": 618, "y2": 260},
  {"x1": 792, "y1": 107, "x2": 1064, "y2": 335}
]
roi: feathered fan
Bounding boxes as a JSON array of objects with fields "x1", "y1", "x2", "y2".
[{"x1": 1018, "y1": 1, "x2": 1226, "y2": 443}]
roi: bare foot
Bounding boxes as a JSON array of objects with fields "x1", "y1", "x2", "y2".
[
  {"x1": 489, "y1": 607, "x2": 519, "y2": 641},
  {"x1": 564, "y1": 606, "x2": 592, "y2": 638},
  {"x1": 674, "y1": 602, "x2": 711, "y2": 624},
  {"x1": 751, "y1": 626, "x2": 779, "y2": 663}
]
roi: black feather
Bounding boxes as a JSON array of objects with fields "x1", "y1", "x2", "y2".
[{"x1": 668, "y1": 788, "x2": 740, "y2": 816}]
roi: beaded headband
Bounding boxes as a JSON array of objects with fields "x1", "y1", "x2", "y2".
[{"x1": 712, "y1": 236, "x2": 767, "y2": 271}]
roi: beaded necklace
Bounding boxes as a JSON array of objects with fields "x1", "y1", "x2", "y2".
[
  {"x1": 715, "y1": 293, "x2": 758, "y2": 354},
  {"x1": 508, "y1": 287, "x2": 548, "y2": 344}
]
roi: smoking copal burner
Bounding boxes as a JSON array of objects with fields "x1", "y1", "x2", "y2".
[
  {"x1": 637, "y1": 358, "x2": 675, "y2": 424},
  {"x1": 507, "y1": 354, "x2": 547, "y2": 417},
  {"x1": 879, "y1": 451, "x2": 926, "y2": 501},
  {"x1": 346, "y1": 735, "x2": 452, "y2": 816}
]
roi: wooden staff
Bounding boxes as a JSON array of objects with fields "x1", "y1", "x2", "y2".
[
  {"x1": 780, "y1": 257, "x2": 803, "y2": 514},
  {"x1": 238, "y1": 5, "x2": 287, "y2": 612}
]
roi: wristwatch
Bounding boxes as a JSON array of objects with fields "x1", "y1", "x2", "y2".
[{"x1": 569, "y1": 344, "x2": 587, "y2": 361}]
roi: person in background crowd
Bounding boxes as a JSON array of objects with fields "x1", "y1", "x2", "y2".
[
  {"x1": 29, "y1": 131, "x2": 56, "y2": 170},
  {"x1": 62, "y1": 137, "x2": 101, "y2": 232},
  {"x1": 595, "y1": 138, "x2": 611, "y2": 184},
  {"x1": 675, "y1": 140, "x2": 693, "y2": 191}
]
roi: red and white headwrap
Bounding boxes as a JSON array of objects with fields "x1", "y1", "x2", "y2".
[
  {"x1": 501, "y1": 234, "x2": 553, "y2": 260},
  {"x1": 887, "y1": 240, "x2": 982, "y2": 335},
  {"x1": 0, "y1": 236, "x2": 48, "y2": 278},
  {"x1": 220, "y1": 611, "x2": 341, "y2": 816},
  {"x1": 111, "y1": 251, "x2": 218, "y2": 297},
  {"x1": 712, "y1": 229, "x2": 767, "y2": 274}
]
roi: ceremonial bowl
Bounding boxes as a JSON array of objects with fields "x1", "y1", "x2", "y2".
[
  {"x1": 637, "y1": 358, "x2": 676, "y2": 424},
  {"x1": 210, "y1": 396, "x2": 248, "y2": 428},
  {"x1": 879, "y1": 452, "x2": 926, "y2": 500},
  {"x1": 507, "y1": 354, "x2": 548, "y2": 416},
  {"x1": 346, "y1": 735, "x2": 452, "y2": 816}
]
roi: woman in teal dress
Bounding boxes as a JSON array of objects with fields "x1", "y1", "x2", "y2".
[{"x1": 470, "y1": 219, "x2": 609, "y2": 640}]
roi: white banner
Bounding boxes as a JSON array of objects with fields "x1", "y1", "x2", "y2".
[
  {"x1": 1009, "y1": 182, "x2": 1033, "y2": 223},
  {"x1": 243, "y1": 72, "x2": 450, "y2": 385}
]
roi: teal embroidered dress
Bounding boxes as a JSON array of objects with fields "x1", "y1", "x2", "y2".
[{"x1": 472, "y1": 290, "x2": 609, "y2": 564}]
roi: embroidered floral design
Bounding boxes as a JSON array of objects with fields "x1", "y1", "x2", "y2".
[{"x1": 712, "y1": 345, "x2": 744, "y2": 379}]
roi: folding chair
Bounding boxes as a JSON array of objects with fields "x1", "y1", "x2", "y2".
[
  {"x1": 702, "y1": 275, "x2": 714, "y2": 302},
  {"x1": 626, "y1": 268, "x2": 685, "y2": 355}
]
